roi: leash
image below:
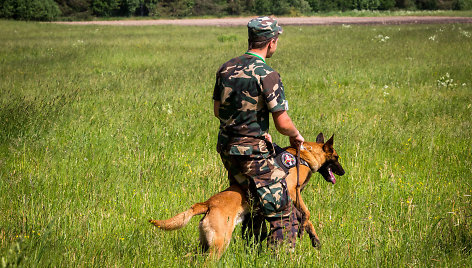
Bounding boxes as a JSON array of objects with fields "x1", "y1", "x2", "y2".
[{"x1": 295, "y1": 142, "x2": 301, "y2": 206}]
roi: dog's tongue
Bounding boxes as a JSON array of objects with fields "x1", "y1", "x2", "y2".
[{"x1": 328, "y1": 168, "x2": 336, "y2": 184}]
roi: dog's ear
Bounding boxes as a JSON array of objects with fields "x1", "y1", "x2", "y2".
[
  {"x1": 323, "y1": 134, "x2": 334, "y2": 153},
  {"x1": 316, "y1": 133, "x2": 325, "y2": 143},
  {"x1": 326, "y1": 134, "x2": 334, "y2": 145}
]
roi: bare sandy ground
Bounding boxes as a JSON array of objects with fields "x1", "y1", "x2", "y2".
[{"x1": 56, "y1": 16, "x2": 472, "y2": 26}]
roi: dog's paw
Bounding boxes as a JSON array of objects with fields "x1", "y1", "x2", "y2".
[
  {"x1": 310, "y1": 236, "x2": 321, "y2": 249},
  {"x1": 148, "y1": 219, "x2": 159, "y2": 227}
]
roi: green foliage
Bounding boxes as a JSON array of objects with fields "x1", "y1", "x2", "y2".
[
  {"x1": 271, "y1": 0, "x2": 291, "y2": 14},
  {"x1": 379, "y1": 0, "x2": 396, "y2": 9},
  {"x1": 307, "y1": 0, "x2": 399, "y2": 11},
  {"x1": 455, "y1": 0, "x2": 472, "y2": 9},
  {"x1": 137, "y1": 0, "x2": 159, "y2": 16},
  {"x1": 55, "y1": 0, "x2": 91, "y2": 17},
  {"x1": 250, "y1": 0, "x2": 311, "y2": 15},
  {"x1": 154, "y1": 0, "x2": 194, "y2": 17},
  {"x1": 91, "y1": 0, "x2": 119, "y2": 16},
  {"x1": 416, "y1": 0, "x2": 438, "y2": 9},
  {"x1": 89, "y1": 0, "x2": 142, "y2": 17},
  {"x1": 306, "y1": 0, "x2": 464, "y2": 11},
  {"x1": 119, "y1": 0, "x2": 140, "y2": 16},
  {"x1": 252, "y1": 0, "x2": 272, "y2": 13},
  {"x1": 396, "y1": 0, "x2": 419, "y2": 9},
  {"x1": 1, "y1": 0, "x2": 472, "y2": 20},
  {"x1": 192, "y1": 0, "x2": 227, "y2": 16},
  {"x1": 225, "y1": 0, "x2": 246, "y2": 15},
  {"x1": 0, "y1": 0, "x2": 61, "y2": 20},
  {"x1": 0, "y1": 0, "x2": 16, "y2": 18}
]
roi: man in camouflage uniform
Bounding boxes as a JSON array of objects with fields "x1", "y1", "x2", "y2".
[{"x1": 213, "y1": 17, "x2": 305, "y2": 247}]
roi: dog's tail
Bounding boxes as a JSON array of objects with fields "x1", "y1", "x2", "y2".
[{"x1": 149, "y1": 202, "x2": 209, "y2": 231}]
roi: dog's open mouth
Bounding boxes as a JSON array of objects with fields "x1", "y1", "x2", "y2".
[
  {"x1": 327, "y1": 168, "x2": 336, "y2": 184},
  {"x1": 319, "y1": 166, "x2": 336, "y2": 184}
]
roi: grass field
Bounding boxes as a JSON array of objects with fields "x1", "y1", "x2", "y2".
[{"x1": 1, "y1": 19, "x2": 471, "y2": 267}]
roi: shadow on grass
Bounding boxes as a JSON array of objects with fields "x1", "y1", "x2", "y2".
[
  {"x1": 0, "y1": 90, "x2": 78, "y2": 154},
  {"x1": 427, "y1": 207, "x2": 472, "y2": 260}
]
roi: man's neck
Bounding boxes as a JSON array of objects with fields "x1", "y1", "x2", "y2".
[{"x1": 247, "y1": 49, "x2": 267, "y2": 60}]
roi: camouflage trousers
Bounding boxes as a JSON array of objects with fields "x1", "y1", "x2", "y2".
[{"x1": 219, "y1": 152, "x2": 300, "y2": 246}]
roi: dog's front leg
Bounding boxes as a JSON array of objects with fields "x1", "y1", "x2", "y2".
[
  {"x1": 290, "y1": 187, "x2": 321, "y2": 248},
  {"x1": 304, "y1": 220, "x2": 320, "y2": 248},
  {"x1": 294, "y1": 187, "x2": 310, "y2": 230},
  {"x1": 293, "y1": 196, "x2": 321, "y2": 248}
]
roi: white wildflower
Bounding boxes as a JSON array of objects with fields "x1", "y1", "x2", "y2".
[
  {"x1": 460, "y1": 30, "x2": 471, "y2": 38},
  {"x1": 163, "y1": 104, "x2": 173, "y2": 115},
  {"x1": 437, "y1": 73, "x2": 457, "y2": 88},
  {"x1": 383, "y1": 85, "x2": 390, "y2": 96},
  {"x1": 374, "y1": 34, "x2": 390, "y2": 42},
  {"x1": 72, "y1": 40, "x2": 85, "y2": 47}
]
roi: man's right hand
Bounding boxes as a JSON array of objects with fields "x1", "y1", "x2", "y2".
[
  {"x1": 289, "y1": 133, "x2": 304, "y2": 148},
  {"x1": 272, "y1": 110, "x2": 304, "y2": 147}
]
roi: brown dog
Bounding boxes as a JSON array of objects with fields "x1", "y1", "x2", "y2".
[{"x1": 149, "y1": 133, "x2": 345, "y2": 259}]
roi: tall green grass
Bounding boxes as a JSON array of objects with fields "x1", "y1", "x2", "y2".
[{"x1": 1, "y1": 20, "x2": 471, "y2": 266}]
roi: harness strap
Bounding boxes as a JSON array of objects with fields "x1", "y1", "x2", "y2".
[{"x1": 296, "y1": 143, "x2": 301, "y2": 206}]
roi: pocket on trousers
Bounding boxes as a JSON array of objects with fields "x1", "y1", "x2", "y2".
[{"x1": 256, "y1": 179, "x2": 290, "y2": 215}]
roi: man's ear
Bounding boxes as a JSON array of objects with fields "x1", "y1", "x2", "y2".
[
  {"x1": 316, "y1": 133, "x2": 324, "y2": 143},
  {"x1": 323, "y1": 134, "x2": 334, "y2": 153}
]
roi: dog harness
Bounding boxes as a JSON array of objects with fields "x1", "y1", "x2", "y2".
[{"x1": 273, "y1": 144, "x2": 310, "y2": 173}]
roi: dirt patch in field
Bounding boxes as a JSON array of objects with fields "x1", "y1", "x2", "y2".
[{"x1": 56, "y1": 16, "x2": 472, "y2": 26}]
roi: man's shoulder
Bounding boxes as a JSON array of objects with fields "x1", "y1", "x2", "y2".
[
  {"x1": 218, "y1": 54, "x2": 246, "y2": 70},
  {"x1": 218, "y1": 54, "x2": 275, "y2": 72},
  {"x1": 247, "y1": 56, "x2": 278, "y2": 78},
  {"x1": 255, "y1": 60, "x2": 275, "y2": 74}
]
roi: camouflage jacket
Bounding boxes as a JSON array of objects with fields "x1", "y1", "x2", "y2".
[{"x1": 213, "y1": 53, "x2": 288, "y2": 158}]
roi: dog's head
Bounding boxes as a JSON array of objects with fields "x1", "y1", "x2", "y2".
[
  {"x1": 315, "y1": 133, "x2": 345, "y2": 184},
  {"x1": 299, "y1": 133, "x2": 345, "y2": 184}
]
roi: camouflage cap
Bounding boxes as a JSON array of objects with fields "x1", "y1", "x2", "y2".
[{"x1": 247, "y1": 16, "x2": 283, "y2": 42}]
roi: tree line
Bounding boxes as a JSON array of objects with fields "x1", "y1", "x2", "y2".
[{"x1": 1, "y1": 0, "x2": 471, "y2": 21}]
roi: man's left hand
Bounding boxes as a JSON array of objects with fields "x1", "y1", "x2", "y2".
[{"x1": 263, "y1": 133, "x2": 273, "y2": 143}]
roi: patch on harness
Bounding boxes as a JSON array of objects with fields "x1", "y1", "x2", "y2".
[{"x1": 281, "y1": 152, "x2": 296, "y2": 168}]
